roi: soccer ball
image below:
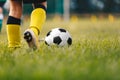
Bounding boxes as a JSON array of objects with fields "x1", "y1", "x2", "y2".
[{"x1": 45, "y1": 28, "x2": 72, "y2": 47}]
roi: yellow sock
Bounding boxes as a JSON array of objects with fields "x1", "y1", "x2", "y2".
[
  {"x1": 7, "y1": 24, "x2": 21, "y2": 48},
  {"x1": 30, "y1": 8, "x2": 46, "y2": 36}
]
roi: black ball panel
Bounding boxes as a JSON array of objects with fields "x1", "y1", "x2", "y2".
[
  {"x1": 45, "y1": 41, "x2": 49, "y2": 46},
  {"x1": 53, "y1": 36, "x2": 62, "y2": 45},
  {"x1": 46, "y1": 31, "x2": 51, "y2": 36},
  {"x1": 67, "y1": 37, "x2": 72, "y2": 45},
  {"x1": 59, "y1": 28, "x2": 66, "y2": 33}
]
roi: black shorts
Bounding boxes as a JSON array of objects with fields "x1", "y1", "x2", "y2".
[
  {"x1": 23, "y1": 0, "x2": 47, "y2": 3},
  {"x1": 0, "y1": 2, "x2": 5, "y2": 7}
]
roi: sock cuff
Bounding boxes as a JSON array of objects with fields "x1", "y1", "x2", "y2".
[
  {"x1": 7, "y1": 16, "x2": 21, "y2": 25},
  {"x1": 34, "y1": 4, "x2": 47, "y2": 12}
]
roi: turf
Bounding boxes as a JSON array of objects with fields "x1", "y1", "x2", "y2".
[{"x1": 0, "y1": 17, "x2": 120, "y2": 80}]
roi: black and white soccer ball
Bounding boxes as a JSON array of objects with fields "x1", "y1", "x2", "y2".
[{"x1": 45, "y1": 28, "x2": 72, "y2": 47}]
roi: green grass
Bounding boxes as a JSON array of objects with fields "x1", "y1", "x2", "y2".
[{"x1": 0, "y1": 17, "x2": 120, "y2": 80}]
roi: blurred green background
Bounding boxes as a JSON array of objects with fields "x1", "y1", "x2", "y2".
[{"x1": 1, "y1": 0, "x2": 120, "y2": 14}]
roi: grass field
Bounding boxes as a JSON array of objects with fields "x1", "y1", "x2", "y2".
[{"x1": 0, "y1": 17, "x2": 120, "y2": 80}]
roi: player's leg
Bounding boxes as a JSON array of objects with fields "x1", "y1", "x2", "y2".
[
  {"x1": 0, "y1": 7, "x2": 3, "y2": 32},
  {"x1": 24, "y1": 0, "x2": 47, "y2": 49},
  {"x1": 0, "y1": 1, "x2": 5, "y2": 32},
  {"x1": 6, "y1": 0, "x2": 22, "y2": 48},
  {"x1": 30, "y1": 1, "x2": 47, "y2": 35}
]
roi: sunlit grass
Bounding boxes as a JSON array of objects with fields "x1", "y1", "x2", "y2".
[{"x1": 0, "y1": 17, "x2": 120, "y2": 80}]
